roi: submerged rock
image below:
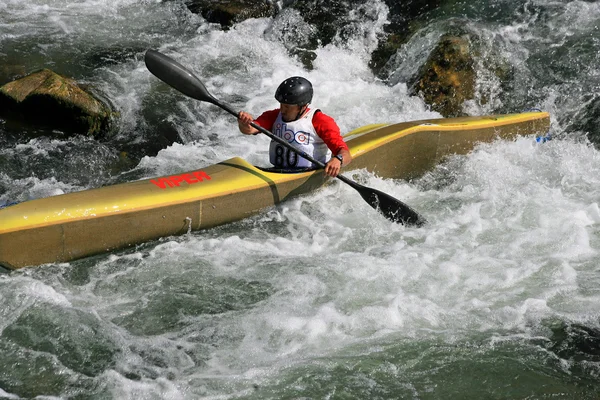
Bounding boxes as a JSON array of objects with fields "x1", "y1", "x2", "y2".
[
  {"x1": 185, "y1": 0, "x2": 278, "y2": 27},
  {"x1": 548, "y1": 321, "x2": 600, "y2": 363},
  {"x1": 0, "y1": 69, "x2": 114, "y2": 137},
  {"x1": 411, "y1": 35, "x2": 476, "y2": 117}
]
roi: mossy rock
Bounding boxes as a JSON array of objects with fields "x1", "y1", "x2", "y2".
[
  {"x1": 0, "y1": 68, "x2": 115, "y2": 137},
  {"x1": 412, "y1": 35, "x2": 476, "y2": 117}
]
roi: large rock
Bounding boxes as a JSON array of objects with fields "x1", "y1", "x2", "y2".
[
  {"x1": 411, "y1": 35, "x2": 476, "y2": 117},
  {"x1": 185, "y1": 0, "x2": 278, "y2": 27},
  {"x1": 0, "y1": 69, "x2": 114, "y2": 137}
]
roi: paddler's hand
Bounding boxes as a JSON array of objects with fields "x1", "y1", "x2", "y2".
[
  {"x1": 324, "y1": 157, "x2": 342, "y2": 177},
  {"x1": 238, "y1": 111, "x2": 258, "y2": 135},
  {"x1": 325, "y1": 150, "x2": 351, "y2": 177}
]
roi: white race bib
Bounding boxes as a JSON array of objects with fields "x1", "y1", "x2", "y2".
[{"x1": 269, "y1": 109, "x2": 330, "y2": 168}]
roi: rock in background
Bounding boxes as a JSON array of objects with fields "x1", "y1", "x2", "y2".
[
  {"x1": 411, "y1": 35, "x2": 476, "y2": 117},
  {"x1": 0, "y1": 69, "x2": 115, "y2": 137},
  {"x1": 184, "y1": 0, "x2": 278, "y2": 27}
]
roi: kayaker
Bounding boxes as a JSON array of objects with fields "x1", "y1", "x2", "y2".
[{"x1": 238, "y1": 76, "x2": 352, "y2": 177}]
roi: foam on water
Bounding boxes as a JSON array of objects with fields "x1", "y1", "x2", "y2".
[
  {"x1": 0, "y1": 136, "x2": 119, "y2": 200},
  {"x1": 0, "y1": 388, "x2": 19, "y2": 400},
  {"x1": 1, "y1": 0, "x2": 191, "y2": 36},
  {"x1": 152, "y1": 136, "x2": 600, "y2": 381}
]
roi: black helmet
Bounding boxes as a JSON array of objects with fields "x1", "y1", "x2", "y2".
[{"x1": 275, "y1": 77, "x2": 313, "y2": 105}]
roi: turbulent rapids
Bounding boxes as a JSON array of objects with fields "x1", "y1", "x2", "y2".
[{"x1": 1, "y1": 0, "x2": 600, "y2": 399}]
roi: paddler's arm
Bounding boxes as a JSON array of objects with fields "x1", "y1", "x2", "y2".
[
  {"x1": 313, "y1": 111, "x2": 352, "y2": 177},
  {"x1": 238, "y1": 111, "x2": 259, "y2": 135}
]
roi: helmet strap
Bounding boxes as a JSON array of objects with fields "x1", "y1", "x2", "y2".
[{"x1": 294, "y1": 104, "x2": 308, "y2": 121}]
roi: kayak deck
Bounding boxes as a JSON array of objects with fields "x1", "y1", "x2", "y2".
[{"x1": 0, "y1": 111, "x2": 550, "y2": 269}]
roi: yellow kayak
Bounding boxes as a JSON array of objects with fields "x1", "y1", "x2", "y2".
[{"x1": 0, "y1": 111, "x2": 550, "y2": 270}]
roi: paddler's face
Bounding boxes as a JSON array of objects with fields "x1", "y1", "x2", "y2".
[{"x1": 280, "y1": 103, "x2": 303, "y2": 122}]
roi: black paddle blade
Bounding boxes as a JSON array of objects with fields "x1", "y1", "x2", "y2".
[
  {"x1": 357, "y1": 185, "x2": 426, "y2": 226},
  {"x1": 144, "y1": 49, "x2": 217, "y2": 105}
]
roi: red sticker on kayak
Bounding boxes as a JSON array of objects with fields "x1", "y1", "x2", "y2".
[{"x1": 150, "y1": 171, "x2": 211, "y2": 189}]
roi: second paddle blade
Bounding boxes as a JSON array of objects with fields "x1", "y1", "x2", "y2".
[{"x1": 358, "y1": 185, "x2": 426, "y2": 226}]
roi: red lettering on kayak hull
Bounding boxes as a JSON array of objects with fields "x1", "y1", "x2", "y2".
[{"x1": 151, "y1": 171, "x2": 211, "y2": 189}]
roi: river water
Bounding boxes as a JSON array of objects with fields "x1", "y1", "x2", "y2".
[{"x1": 1, "y1": 0, "x2": 600, "y2": 398}]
